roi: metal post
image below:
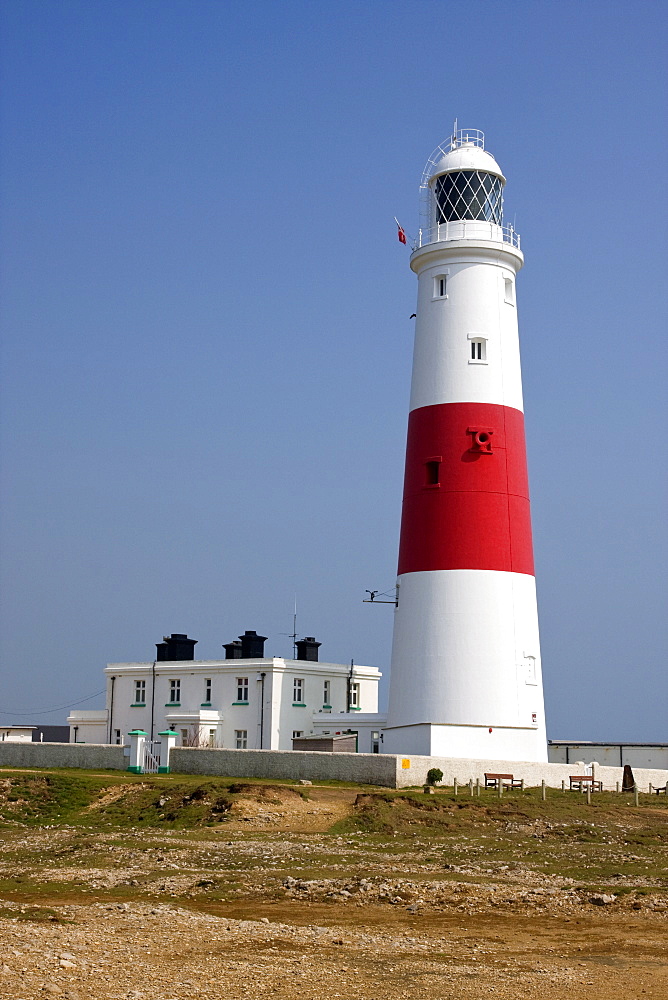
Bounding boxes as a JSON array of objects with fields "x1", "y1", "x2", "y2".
[
  {"x1": 497, "y1": 781, "x2": 502, "y2": 799},
  {"x1": 468, "y1": 778, "x2": 473, "y2": 796},
  {"x1": 649, "y1": 783, "x2": 653, "y2": 795},
  {"x1": 634, "y1": 784, "x2": 639, "y2": 807},
  {"x1": 541, "y1": 780, "x2": 546, "y2": 801},
  {"x1": 475, "y1": 778, "x2": 480, "y2": 797},
  {"x1": 586, "y1": 786, "x2": 591, "y2": 806},
  {"x1": 561, "y1": 779, "x2": 565, "y2": 792},
  {"x1": 616, "y1": 781, "x2": 620, "y2": 793},
  {"x1": 453, "y1": 777, "x2": 458, "y2": 797},
  {"x1": 520, "y1": 779, "x2": 525, "y2": 791}
]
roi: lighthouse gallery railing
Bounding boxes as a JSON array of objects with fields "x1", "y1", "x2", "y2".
[{"x1": 414, "y1": 220, "x2": 521, "y2": 251}]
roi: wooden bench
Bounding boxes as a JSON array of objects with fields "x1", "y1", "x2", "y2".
[
  {"x1": 569, "y1": 775, "x2": 603, "y2": 792},
  {"x1": 653, "y1": 785, "x2": 667, "y2": 795},
  {"x1": 484, "y1": 772, "x2": 522, "y2": 790}
]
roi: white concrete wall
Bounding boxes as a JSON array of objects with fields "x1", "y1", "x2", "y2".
[
  {"x1": 170, "y1": 747, "x2": 398, "y2": 786},
  {"x1": 0, "y1": 742, "x2": 126, "y2": 770},
  {"x1": 1, "y1": 741, "x2": 665, "y2": 793},
  {"x1": 168, "y1": 748, "x2": 667, "y2": 791},
  {"x1": 548, "y1": 744, "x2": 668, "y2": 770},
  {"x1": 392, "y1": 754, "x2": 668, "y2": 791}
]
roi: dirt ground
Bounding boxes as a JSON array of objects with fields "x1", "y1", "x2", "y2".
[{"x1": 0, "y1": 777, "x2": 666, "y2": 999}]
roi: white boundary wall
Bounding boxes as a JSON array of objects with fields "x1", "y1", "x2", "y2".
[
  {"x1": 170, "y1": 747, "x2": 668, "y2": 791},
  {"x1": 1, "y1": 743, "x2": 666, "y2": 792},
  {"x1": 171, "y1": 747, "x2": 398, "y2": 786},
  {"x1": 0, "y1": 742, "x2": 126, "y2": 771}
]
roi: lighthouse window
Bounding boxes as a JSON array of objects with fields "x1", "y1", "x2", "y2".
[
  {"x1": 425, "y1": 460, "x2": 440, "y2": 486},
  {"x1": 504, "y1": 277, "x2": 515, "y2": 304},
  {"x1": 434, "y1": 170, "x2": 503, "y2": 224},
  {"x1": 469, "y1": 338, "x2": 487, "y2": 363},
  {"x1": 433, "y1": 274, "x2": 448, "y2": 298}
]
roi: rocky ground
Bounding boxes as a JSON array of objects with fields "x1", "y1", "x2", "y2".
[{"x1": 0, "y1": 773, "x2": 666, "y2": 999}]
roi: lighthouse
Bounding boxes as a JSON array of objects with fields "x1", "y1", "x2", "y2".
[{"x1": 384, "y1": 128, "x2": 547, "y2": 763}]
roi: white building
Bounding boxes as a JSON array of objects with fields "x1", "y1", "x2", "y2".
[
  {"x1": 68, "y1": 632, "x2": 380, "y2": 750},
  {"x1": 0, "y1": 726, "x2": 36, "y2": 742}
]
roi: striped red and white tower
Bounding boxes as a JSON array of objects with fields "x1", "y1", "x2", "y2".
[{"x1": 384, "y1": 128, "x2": 547, "y2": 762}]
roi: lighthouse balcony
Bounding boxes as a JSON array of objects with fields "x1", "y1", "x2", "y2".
[{"x1": 414, "y1": 220, "x2": 521, "y2": 251}]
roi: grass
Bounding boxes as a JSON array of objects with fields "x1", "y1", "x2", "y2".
[{"x1": 0, "y1": 769, "x2": 666, "y2": 905}]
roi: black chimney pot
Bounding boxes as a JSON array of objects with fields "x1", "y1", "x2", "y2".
[
  {"x1": 295, "y1": 636, "x2": 321, "y2": 662},
  {"x1": 223, "y1": 640, "x2": 243, "y2": 659},
  {"x1": 239, "y1": 630, "x2": 267, "y2": 658},
  {"x1": 155, "y1": 633, "x2": 197, "y2": 662}
]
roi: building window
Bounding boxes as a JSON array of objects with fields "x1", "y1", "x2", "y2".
[
  {"x1": 134, "y1": 680, "x2": 146, "y2": 704},
  {"x1": 292, "y1": 730, "x2": 304, "y2": 739},
  {"x1": 433, "y1": 273, "x2": 448, "y2": 298},
  {"x1": 323, "y1": 680, "x2": 331, "y2": 707},
  {"x1": 235, "y1": 729, "x2": 248, "y2": 749},
  {"x1": 169, "y1": 679, "x2": 181, "y2": 704},
  {"x1": 114, "y1": 729, "x2": 122, "y2": 745},
  {"x1": 469, "y1": 338, "x2": 486, "y2": 362},
  {"x1": 236, "y1": 677, "x2": 249, "y2": 703},
  {"x1": 372, "y1": 731, "x2": 380, "y2": 753},
  {"x1": 204, "y1": 678, "x2": 212, "y2": 703},
  {"x1": 293, "y1": 677, "x2": 304, "y2": 704},
  {"x1": 525, "y1": 655, "x2": 537, "y2": 685},
  {"x1": 350, "y1": 682, "x2": 360, "y2": 708},
  {"x1": 180, "y1": 728, "x2": 189, "y2": 744},
  {"x1": 504, "y1": 277, "x2": 515, "y2": 304},
  {"x1": 208, "y1": 729, "x2": 216, "y2": 747}
]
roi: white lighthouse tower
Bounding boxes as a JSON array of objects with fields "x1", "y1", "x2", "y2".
[{"x1": 384, "y1": 128, "x2": 547, "y2": 763}]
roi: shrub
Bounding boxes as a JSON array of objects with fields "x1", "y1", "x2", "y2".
[{"x1": 427, "y1": 768, "x2": 443, "y2": 787}]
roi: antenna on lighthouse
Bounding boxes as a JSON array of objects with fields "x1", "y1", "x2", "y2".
[{"x1": 452, "y1": 118, "x2": 458, "y2": 145}]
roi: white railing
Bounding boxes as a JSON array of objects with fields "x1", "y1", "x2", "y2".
[
  {"x1": 420, "y1": 129, "x2": 486, "y2": 188},
  {"x1": 413, "y1": 220, "x2": 521, "y2": 251}
]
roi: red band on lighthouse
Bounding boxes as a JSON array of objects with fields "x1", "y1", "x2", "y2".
[{"x1": 397, "y1": 401, "x2": 535, "y2": 576}]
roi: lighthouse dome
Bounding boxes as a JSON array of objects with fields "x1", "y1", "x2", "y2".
[{"x1": 428, "y1": 143, "x2": 505, "y2": 185}]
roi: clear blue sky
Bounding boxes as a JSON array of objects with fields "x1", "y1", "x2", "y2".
[{"x1": 1, "y1": 0, "x2": 666, "y2": 740}]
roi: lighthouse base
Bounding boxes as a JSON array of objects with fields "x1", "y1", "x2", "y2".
[{"x1": 382, "y1": 722, "x2": 548, "y2": 763}]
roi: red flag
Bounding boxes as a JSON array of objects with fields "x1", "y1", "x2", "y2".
[{"x1": 397, "y1": 226, "x2": 407, "y2": 244}]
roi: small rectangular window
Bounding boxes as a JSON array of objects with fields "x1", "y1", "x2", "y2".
[
  {"x1": 236, "y1": 677, "x2": 249, "y2": 702},
  {"x1": 350, "y1": 682, "x2": 360, "y2": 708},
  {"x1": 235, "y1": 729, "x2": 248, "y2": 750},
  {"x1": 469, "y1": 338, "x2": 487, "y2": 363},
  {"x1": 169, "y1": 679, "x2": 180, "y2": 704},
  {"x1": 293, "y1": 677, "x2": 304, "y2": 703},
  {"x1": 433, "y1": 274, "x2": 448, "y2": 298},
  {"x1": 114, "y1": 729, "x2": 122, "y2": 745},
  {"x1": 208, "y1": 729, "x2": 216, "y2": 747},
  {"x1": 425, "y1": 460, "x2": 440, "y2": 486},
  {"x1": 504, "y1": 277, "x2": 514, "y2": 304},
  {"x1": 204, "y1": 678, "x2": 212, "y2": 703},
  {"x1": 134, "y1": 680, "x2": 146, "y2": 704},
  {"x1": 292, "y1": 730, "x2": 304, "y2": 739},
  {"x1": 323, "y1": 680, "x2": 331, "y2": 706}
]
